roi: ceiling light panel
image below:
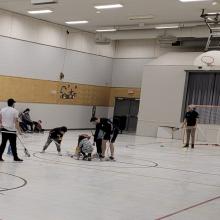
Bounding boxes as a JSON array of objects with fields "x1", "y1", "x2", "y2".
[
  {"x1": 65, "y1": 20, "x2": 88, "y2": 24},
  {"x1": 94, "y1": 4, "x2": 123, "y2": 10},
  {"x1": 28, "y1": 9, "x2": 53, "y2": 14}
]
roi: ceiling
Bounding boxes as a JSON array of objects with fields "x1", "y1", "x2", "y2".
[{"x1": 0, "y1": 0, "x2": 219, "y2": 32}]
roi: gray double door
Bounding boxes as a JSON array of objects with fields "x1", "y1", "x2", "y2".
[{"x1": 113, "y1": 97, "x2": 140, "y2": 133}]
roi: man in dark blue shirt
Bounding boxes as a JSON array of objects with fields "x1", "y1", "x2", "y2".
[{"x1": 182, "y1": 105, "x2": 199, "y2": 148}]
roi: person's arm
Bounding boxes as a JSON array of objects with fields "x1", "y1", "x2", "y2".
[
  {"x1": 182, "y1": 118, "x2": 187, "y2": 128},
  {"x1": 94, "y1": 124, "x2": 100, "y2": 142},
  {"x1": 14, "y1": 112, "x2": 22, "y2": 135},
  {"x1": 0, "y1": 112, "x2": 2, "y2": 128},
  {"x1": 26, "y1": 113, "x2": 33, "y2": 123},
  {"x1": 195, "y1": 112, "x2": 199, "y2": 128}
]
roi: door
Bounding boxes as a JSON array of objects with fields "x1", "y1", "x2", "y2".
[{"x1": 113, "y1": 97, "x2": 140, "y2": 133}]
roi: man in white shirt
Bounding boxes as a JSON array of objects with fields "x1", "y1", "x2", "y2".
[{"x1": 0, "y1": 98, "x2": 23, "y2": 162}]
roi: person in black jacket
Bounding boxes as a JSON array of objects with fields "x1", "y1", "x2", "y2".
[
  {"x1": 93, "y1": 122, "x2": 104, "y2": 158},
  {"x1": 41, "y1": 126, "x2": 67, "y2": 155},
  {"x1": 90, "y1": 117, "x2": 119, "y2": 161},
  {"x1": 182, "y1": 105, "x2": 199, "y2": 149}
]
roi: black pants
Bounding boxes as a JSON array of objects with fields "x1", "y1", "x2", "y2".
[
  {"x1": 23, "y1": 120, "x2": 33, "y2": 131},
  {"x1": 43, "y1": 137, "x2": 61, "y2": 152},
  {"x1": 80, "y1": 148, "x2": 91, "y2": 158},
  {"x1": 95, "y1": 139, "x2": 102, "y2": 156},
  {"x1": 0, "y1": 129, "x2": 18, "y2": 159}
]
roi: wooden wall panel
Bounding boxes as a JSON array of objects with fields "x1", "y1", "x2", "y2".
[
  {"x1": 0, "y1": 75, "x2": 140, "y2": 107},
  {"x1": 109, "y1": 87, "x2": 141, "y2": 106},
  {"x1": 0, "y1": 75, "x2": 58, "y2": 104}
]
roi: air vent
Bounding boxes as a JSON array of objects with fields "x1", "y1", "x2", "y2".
[
  {"x1": 95, "y1": 34, "x2": 111, "y2": 45},
  {"x1": 31, "y1": 0, "x2": 57, "y2": 5},
  {"x1": 157, "y1": 35, "x2": 177, "y2": 47}
]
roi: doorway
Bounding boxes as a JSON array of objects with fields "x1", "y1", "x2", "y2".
[{"x1": 113, "y1": 97, "x2": 140, "y2": 133}]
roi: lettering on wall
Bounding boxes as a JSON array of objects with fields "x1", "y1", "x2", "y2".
[{"x1": 60, "y1": 84, "x2": 78, "y2": 100}]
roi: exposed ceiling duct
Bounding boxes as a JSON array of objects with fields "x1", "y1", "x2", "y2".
[{"x1": 95, "y1": 33, "x2": 111, "y2": 45}]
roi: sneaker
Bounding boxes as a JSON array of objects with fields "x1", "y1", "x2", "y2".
[
  {"x1": 0, "y1": 158, "x2": 4, "y2": 162},
  {"x1": 83, "y1": 155, "x2": 88, "y2": 160},
  {"x1": 99, "y1": 155, "x2": 105, "y2": 161},
  {"x1": 109, "y1": 156, "x2": 115, "y2": 161},
  {"x1": 191, "y1": 144, "x2": 194, "y2": 149},
  {"x1": 182, "y1": 144, "x2": 189, "y2": 148},
  {"x1": 14, "y1": 158, "x2": 23, "y2": 162},
  {"x1": 40, "y1": 150, "x2": 45, "y2": 153},
  {"x1": 58, "y1": 152, "x2": 62, "y2": 156}
]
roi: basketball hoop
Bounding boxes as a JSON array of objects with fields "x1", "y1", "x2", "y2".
[{"x1": 201, "y1": 56, "x2": 215, "y2": 67}]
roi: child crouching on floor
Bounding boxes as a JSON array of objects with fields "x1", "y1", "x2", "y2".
[{"x1": 77, "y1": 134, "x2": 93, "y2": 161}]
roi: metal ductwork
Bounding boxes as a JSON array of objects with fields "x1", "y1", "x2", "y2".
[{"x1": 95, "y1": 33, "x2": 111, "y2": 45}]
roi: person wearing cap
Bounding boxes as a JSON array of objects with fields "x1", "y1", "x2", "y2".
[
  {"x1": 41, "y1": 126, "x2": 68, "y2": 156},
  {"x1": 182, "y1": 105, "x2": 199, "y2": 149},
  {"x1": 0, "y1": 98, "x2": 23, "y2": 161}
]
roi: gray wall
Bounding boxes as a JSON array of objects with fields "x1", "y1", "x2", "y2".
[
  {"x1": 111, "y1": 58, "x2": 152, "y2": 88},
  {"x1": 137, "y1": 52, "x2": 203, "y2": 137},
  {"x1": 0, "y1": 36, "x2": 112, "y2": 129},
  {"x1": 137, "y1": 65, "x2": 189, "y2": 137},
  {"x1": 0, "y1": 102, "x2": 108, "y2": 130},
  {"x1": 0, "y1": 36, "x2": 113, "y2": 85}
]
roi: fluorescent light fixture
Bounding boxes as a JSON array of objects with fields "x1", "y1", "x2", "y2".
[
  {"x1": 65, "y1": 20, "x2": 88, "y2": 24},
  {"x1": 179, "y1": 0, "x2": 210, "y2": 2},
  {"x1": 207, "y1": 12, "x2": 220, "y2": 15},
  {"x1": 96, "y1": 28, "x2": 117, "y2": 32},
  {"x1": 94, "y1": 4, "x2": 123, "y2": 10},
  {"x1": 28, "y1": 9, "x2": 53, "y2": 14},
  {"x1": 129, "y1": 15, "x2": 154, "y2": 20},
  {"x1": 155, "y1": 24, "x2": 179, "y2": 29}
]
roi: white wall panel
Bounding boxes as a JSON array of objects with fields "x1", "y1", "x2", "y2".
[
  {"x1": 111, "y1": 58, "x2": 152, "y2": 87},
  {"x1": 0, "y1": 102, "x2": 109, "y2": 129},
  {"x1": 137, "y1": 65, "x2": 188, "y2": 137},
  {"x1": 10, "y1": 14, "x2": 38, "y2": 43},
  {"x1": 63, "y1": 50, "x2": 113, "y2": 86},
  {"x1": 115, "y1": 39, "x2": 156, "y2": 59},
  {"x1": 0, "y1": 36, "x2": 112, "y2": 85},
  {"x1": 0, "y1": 11, "x2": 12, "y2": 36},
  {"x1": 136, "y1": 52, "x2": 202, "y2": 137},
  {"x1": 0, "y1": 9, "x2": 115, "y2": 57}
]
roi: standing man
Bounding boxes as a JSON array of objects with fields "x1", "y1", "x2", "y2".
[
  {"x1": 93, "y1": 120, "x2": 104, "y2": 158},
  {"x1": 0, "y1": 98, "x2": 23, "y2": 161},
  {"x1": 182, "y1": 105, "x2": 199, "y2": 149},
  {"x1": 90, "y1": 117, "x2": 119, "y2": 160}
]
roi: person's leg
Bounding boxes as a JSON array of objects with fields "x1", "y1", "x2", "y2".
[
  {"x1": 26, "y1": 121, "x2": 33, "y2": 131},
  {"x1": 184, "y1": 127, "x2": 191, "y2": 147},
  {"x1": 191, "y1": 127, "x2": 196, "y2": 148},
  {"x1": 54, "y1": 140, "x2": 62, "y2": 155},
  {"x1": 7, "y1": 144, "x2": 12, "y2": 155},
  {"x1": 8, "y1": 133, "x2": 22, "y2": 161},
  {"x1": 88, "y1": 153, "x2": 92, "y2": 161},
  {"x1": 0, "y1": 132, "x2": 9, "y2": 161},
  {"x1": 96, "y1": 139, "x2": 102, "y2": 157},
  {"x1": 42, "y1": 136, "x2": 52, "y2": 152},
  {"x1": 109, "y1": 129, "x2": 118, "y2": 159},
  {"x1": 101, "y1": 139, "x2": 108, "y2": 158},
  {"x1": 81, "y1": 148, "x2": 87, "y2": 160}
]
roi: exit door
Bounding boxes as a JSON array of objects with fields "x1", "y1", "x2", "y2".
[{"x1": 113, "y1": 97, "x2": 140, "y2": 133}]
